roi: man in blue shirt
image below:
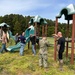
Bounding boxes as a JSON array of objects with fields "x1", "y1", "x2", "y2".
[{"x1": 19, "y1": 32, "x2": 26, "y2": 56}]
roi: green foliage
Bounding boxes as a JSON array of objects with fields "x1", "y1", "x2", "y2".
[
  {"x1": 13, "y1": 21, "x2": 22, "y2": 34},
  {"x1": 48, "y1": 26, "x2": 55, "y2": 37},
  {"x1": 0, "y1": 14, "x2": 72, "y2": 37},
  {"x1": 0, "y1": 14, "x2": 31, "y2": 35}
]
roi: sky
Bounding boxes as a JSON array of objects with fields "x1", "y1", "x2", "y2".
[{"x1": 0, "y1": 0, "x2": 75, "y2": 23}]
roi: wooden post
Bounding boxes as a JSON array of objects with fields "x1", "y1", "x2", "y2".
[
  {"x1": 42, "y1": 25, "x2": 45, "y2": 36},
  {"x1": 54, "y1": 17, "x2": 58, "y2": 61},
  {"x1": 71, "y1": 14, "x2": 75, "y2": 64},
  {"x1": 37, "y1": 25, "x2": 40, "y2": 36},
  {"x1": 66, "y1": 20, "x2": 69, "y2": 58},
  {"x1": 37, "y1": 25, "x2": 40, "y2": 48},
  {"x1": 45, "y1": 24, "x2": 47, "y2": 37},
  {"x1": 34, "y1": 22, "x2": 37, "y2": 50},
  {"x1": 28, "y1": 24, "x2": 30, "y2": 49},
  {"x1": 34, "y1": 22, "x2": 37, "y2": 35}
]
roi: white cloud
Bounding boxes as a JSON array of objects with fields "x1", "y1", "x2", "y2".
[{"x1": 0, "y1": 0, "x2": 75, "y2": 23}]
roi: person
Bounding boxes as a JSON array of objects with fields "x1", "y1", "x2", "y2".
[
  {"x1": 0, "y1": 33, "x2": 8, "y2": 53},
  {"x1": 39, "y1": 36, "x2": 50, "y2": 68},
  {"x1": 53, "y1": 32, "x2": 65, "y2": 71},
  {"x1": 36, "y1": 34, "x2": 39, "y2": 45},
  {"x1": 15, "y1": 33, "x2": 19, "y2": 44},
  {"x1": 30, "y1": 34, "x2": 36, "y2": 55},
  {"x1": 19, "y1": 32, "x2": 26, "y2": 56}
]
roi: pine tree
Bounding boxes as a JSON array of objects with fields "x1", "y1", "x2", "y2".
[{"x1": 13, "y1": 21, "x2": 22, "y2": 35}]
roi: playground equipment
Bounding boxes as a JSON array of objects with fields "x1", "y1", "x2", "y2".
[
  {"x1": 29, "y1": 15, "x2": 48, "y2": 36},
  {"x1": 28, "y1": 15, "x2": 48, "y2": 49},
  {"x1": 0, "y1": 22, "x2": 10, "y2": 27},
  {"x1": 7, "y1": 25, "x2": 35, "y2": 51},
  {"x1": 54, "y1": 4, "x2": 75, "y2": 64},
  {"x1": 0, "y1": 22, "x2": 35, "y2": 51},
  {"x1": 0, "y1": 16, "x2": 48, "y2": 51}
]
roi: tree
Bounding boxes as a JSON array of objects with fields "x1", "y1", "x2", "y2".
[
  {"x1": 0, "y1": 14, "x2": 71, "y2": 37},
  {"x1": 13, "y1": 21, "x2": 22, "y2": 35},
  {"x1": 47, "y1": 26, "x2": 55, "y2": 37}
]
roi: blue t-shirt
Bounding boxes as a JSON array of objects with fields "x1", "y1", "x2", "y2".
[{"x1": 20, "y1": 35, "x2": 26, "y2": 44}]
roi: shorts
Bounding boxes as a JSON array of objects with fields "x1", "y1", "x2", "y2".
[{"x1": 58, "y1": 51, "x2": 63, "y2": 60}]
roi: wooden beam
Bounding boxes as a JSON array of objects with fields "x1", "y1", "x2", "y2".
[
  {"x1": 71, "y1": 14, "x2": 75, "y2": 64},
  {"x1": 34, "y1": 22, "x2": 37, "y2": 35},
  {"x1": 66, "y1": 20, "x2": 69, "y2": 58},
  {"x1": 42, "y1": 25, "x2": 45, "y2": 36},
  {"x1": 28, "y1": 24, "x2": 30, "y2": 49},
  {"x1": 36, "y1": 25, "x2": 40, "y2": 36},
  {"x1": 34, "y1": 22, "x2": 38, "y2": 50},
  {"x1": 45, "y1": 24, "x2": 48, "y2": 37},
  {"x1": 54, "y1": 17, "x2": 58, "y2": 61}
]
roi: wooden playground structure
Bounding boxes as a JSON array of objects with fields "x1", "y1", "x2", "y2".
[
  {"x1": 54, "y1": 4, "x2": 75, "y2": 64},
  {"x1": 28, "y1": 15, "x2": 48, "y2": 49}
]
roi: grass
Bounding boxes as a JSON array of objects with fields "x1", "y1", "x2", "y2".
[{"x1": 0, "y1": 37, "x2": 75, "y2": 75}]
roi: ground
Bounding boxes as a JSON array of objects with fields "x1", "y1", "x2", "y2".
[{"x1": 0, "y1": 37, "x2": 75, "y2": 75}]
